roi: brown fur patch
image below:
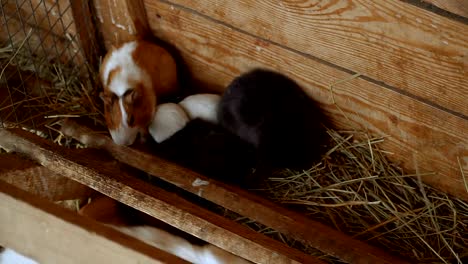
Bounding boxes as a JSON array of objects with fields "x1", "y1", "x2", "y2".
[
  {"x1": 132, "y1": 40, "x2": 178, "y2": 97},
  {"x1": 100, "y1": 64, "x2": 122, "y2": 130},
  {"x1": 103, "y1": 94, "x2": 121, "y2": 130},
  {"x1": 122, "y1": 82, "x2": 154, "y2": 128},
  {"x1": 106, "y1": 66, "x2": 122, "y2": 87}
]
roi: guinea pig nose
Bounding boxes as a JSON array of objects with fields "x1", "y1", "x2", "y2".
[{"x1": 109, "y1": 129, "x2": 136, "y2": 146}]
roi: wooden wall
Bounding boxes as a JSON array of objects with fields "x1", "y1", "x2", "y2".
[
  {"x1": 93, "y1": 0, "x2": 468, "y2": 201},
  {"x1": 422, "y1": 0, "x2": 468, "y2": 17}
]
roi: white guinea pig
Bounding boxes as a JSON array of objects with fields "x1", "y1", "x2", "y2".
[
  {"x1": 0, "y1": 248, "x2": 38, "y2": 264},
  {"x1": 149, "y1": 103, "x2": 190, "y2": 143},
  {"x1": 179, "y1": 93, "x2": 221, "y2": 124},
  {"x1": 99, "y1": 40, "x2": 178, "y2": 146},
  {"x1": 149, "y1": 94, "x2": 221, "y2": 143}
]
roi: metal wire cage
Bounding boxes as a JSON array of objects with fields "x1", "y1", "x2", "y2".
[{"x1": 0, "y1": 0, "x2": 101, "y2": 138}]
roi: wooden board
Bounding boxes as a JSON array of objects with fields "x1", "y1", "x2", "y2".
[
  {"x1": 142, "y1": 1, "x2": 468, "y2": 201},
  {"x1": 57, "y1": 120, "x2": 409, "y2": 264},
  {"x1": 0, "y1": 153, "x2": 95, "y2": 201},
  {"x1": 157, "y1": 0, "x2": 468, "y2": 117},
  {"x1": 0, "y1": 128, "x2": 327, "y2": 264},
  {"x1": 92, "y1": 0, "x2": 151, "y2": 50},
  {"x1": 0, "y1": 182, "x2": 189, "y2": 264},
  {"x1": 423, "y1": 0, "x2": 468, "y2": 17},
  {"x1": 70, "y1": 0, "x2": 102, "y2": 71}
]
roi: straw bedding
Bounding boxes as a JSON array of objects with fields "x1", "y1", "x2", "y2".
[
  {"x1": 0, "y1": 32, "x2": 103, "y2": 140},
  {"x1": 248, "y1": 129, "x2": 467, "y2": 263},
  {"x1": 1, "y1": 38, "x2": 467, "y2": 264}
]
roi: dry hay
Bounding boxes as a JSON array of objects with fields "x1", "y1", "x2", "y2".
[
  {"x1": 0, "y1": 30, "x2": 104, "y2": 143},
  {"x1": 225, "y1": 129, "x2": 467, "y2": 263}
]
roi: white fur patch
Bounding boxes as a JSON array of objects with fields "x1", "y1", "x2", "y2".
[
  {"x1": 149, "y1": 103, "x2": 189, "y2": 143},
  {"x1": 102, "y1": 41, "x2": 150, "y2": 97},
  {"x1": 0, "y1": 248, "x2": 38, "y2": 264},
  {"x1": 118, "y1": 98, "x2": 128, "y2": 127},
  {"x1": 192, "y1": 178, "x2": 210, "y2": 187},
  {"x1": 112, "y1": 225, "x2": 251, "y2": 264},
  {"x1": 179, "y1": 94, "x2": 221, "y2": 123},
  {"x1": 109, "y1": 125, "x2": 139, "y2": 146}
]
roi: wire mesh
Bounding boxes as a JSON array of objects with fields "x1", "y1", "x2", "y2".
[{"x1": 0, "y1": 0, "x2": 102, "y2": 138}]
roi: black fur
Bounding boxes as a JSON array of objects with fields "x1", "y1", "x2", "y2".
[
  {"x1": 151, "y1": 119, "x2": 257, "y2": 187},
  {"x1": 218, "y1": 68, "x2": 330, "y2": 170}
]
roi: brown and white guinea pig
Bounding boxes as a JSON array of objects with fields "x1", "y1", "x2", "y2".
[
  {"x1": 99, "y1": 39, "x2": 178, "y2": 146},
  {"x1": 218, "y1": 68, "x2": 331, "y2": 170},
  {"x1": 148, "y1": 100, "x2": 256, "y2": 187}
]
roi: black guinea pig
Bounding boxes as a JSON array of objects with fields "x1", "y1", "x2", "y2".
[
  {"x1": 217, "y1": 68, "x2": 330, "y2": 171},
  {"x1": 151, "y1": 117, "x2": 257, "y2": 187}
]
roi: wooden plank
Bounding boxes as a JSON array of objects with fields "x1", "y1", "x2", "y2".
[
  {"x1": 70, "y1": 0, "x2": 102, "y2": 71},
  {"x1": 156, "y1": 0, "x2": 468, "y2": 116},
  {"x1": 0, "y1": 128, "x2": 325, "y2": 264},
  {"x1": 422, "y1": 0, "x2": 468, "y2": 17},
  {"x1": 92, "y1": 0, "x2": 151, "y2": 50},
  {"x1": 57, "y1": 120, "x2": 409, "y2": 264},
  {"x1": 0, "y1": 153, "x2": 95, "y2": 201},
  {"x1": 143, "y1": 0, "x2": 468, "y2": 201},
  {"x1": 0, "y1": 182, "x2": 189, "y2": 264}
]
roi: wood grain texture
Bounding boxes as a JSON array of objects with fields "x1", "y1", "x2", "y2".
[
  {"x1": 58, "y1": 120, "x2": 409, "y2": 264},
  {"x1": 0, "y1": 153, "x2": 95, "y2": 201},
  {"x1": 70, "y1": 0, "x2": 101, "y2": 70},
  {"x1": 423, "y1": 0, "x2": 468, "y2": 17},
  {"x1": 0, "y1": 182, "x2": 188, "y2": 264},
  {"x1": 0, "y1": 128, "x2": 324, "y2": 264},
  {"x1": 142, "y1": 1, "x2": 468, "y2": 201},
  {"x1": 160, "y1": 0, "x2": 468, "y2": 116},
  {"x1": 92, "y1": 0, "x2": 151, "y2": 50}
]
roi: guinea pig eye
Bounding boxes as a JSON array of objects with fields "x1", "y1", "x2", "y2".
[{"x1": 111, "y1": 93, "x2": 118, "y2": 103}]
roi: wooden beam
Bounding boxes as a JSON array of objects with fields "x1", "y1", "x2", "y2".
[
  {"x1": 0, "y1": 128, "x2": 325, "y2": 264},
  {"x1": 0, "y1": 153, "x2": 95, "y2": 201},
  {"x1": 70, "y1": 0, "x2": 103, "y2": 71},
  {"x1": 92, "y1": 0, "x2": 151, "y2": 49},
  {"x1": 143, "y1": 0, "x2": 468, "y2": 201},
  {"x1": 422, "y1": 0, "x2": 468, "y2": 17},
  {"x1": 57, "y1": 120, "x2": 409, "y2": 264},
  {"x1": 0, "y1": 182, "x2": 189, "y2": 264},
  {"x1": 154, "y1": 0, "x2": 468, "y2": 117}
]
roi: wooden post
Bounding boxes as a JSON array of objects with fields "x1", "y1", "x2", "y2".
[
  {"x1": 0, "y1": 182, "x2": 189, "y2": 264},
  {"x1": 70, "y1": 0, "x2": 103, "y2": 71},
  {"x1": 92, "y1": 0, "x2": 151, "y2": 49}
]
